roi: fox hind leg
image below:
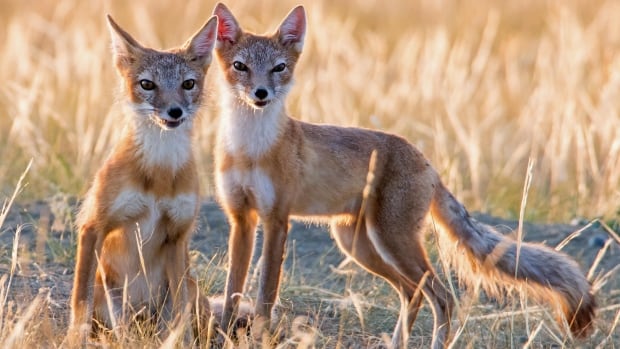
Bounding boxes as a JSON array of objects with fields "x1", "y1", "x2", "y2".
[
  {"x1": 331, "y1": 220, "x2": 424, "y2": 349},
  {"x1": 364, "y1": 194, "x2": 453, "y2": 349}
]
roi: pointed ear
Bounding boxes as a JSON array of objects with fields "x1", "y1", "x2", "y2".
[
  {"x1": 277, "y1": 6, "x2": 306, "y2": 53},
  {"x1": 183, "y1": 16, "x2": 218, "y2": 67},
  {"x1": 106, "y1": 15, "x2": 144, "y2": 68},
  {"x1": 213, "y1": 3, "x2": 241, "y2": 45}
]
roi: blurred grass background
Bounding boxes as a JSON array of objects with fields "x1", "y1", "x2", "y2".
[{"x1": 2, "y1": 0, "x2": 620, "y2": 222}]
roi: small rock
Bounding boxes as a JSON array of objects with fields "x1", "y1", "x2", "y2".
[{"x1": 588, "y1": 234, "x2": 608, "y2": 248}]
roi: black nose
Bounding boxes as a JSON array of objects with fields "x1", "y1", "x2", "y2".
[
  {"x1": 255, "y1": 88, "x2": 268, "y2": 100},
  {"x1": 168, "y1": 107, "x2": 183, "y2": 119}
]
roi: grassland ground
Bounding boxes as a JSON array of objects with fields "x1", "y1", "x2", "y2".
[{"x1": 0, "y1": 196, "x2": 617, "y2": 348}]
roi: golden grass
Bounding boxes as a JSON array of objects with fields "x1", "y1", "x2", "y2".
[
  {"x1": 1, "y1": 0, "x2": 620, "y2": 221},
  {"x1": 0, "y1": 0, "x2": 619, "y2": 348}
]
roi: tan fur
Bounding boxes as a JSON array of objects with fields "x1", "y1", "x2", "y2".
[
  {"x1": 67, "y1": 15, "x2": 218, "y2": 346},
  {"x1": 212, "y1": 4, "x2": 595, "y2": 348}
]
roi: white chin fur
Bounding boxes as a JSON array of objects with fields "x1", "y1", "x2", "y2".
[{"x1": 127, "y1": 108, "x2": 193, "y2": 172}]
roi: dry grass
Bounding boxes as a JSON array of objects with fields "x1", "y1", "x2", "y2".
[
  {"x1": 1, "y1": 0, "x2": 620, "y2": 221},
  {"x1": 1, "y1": 0, "x2": 619, "y2": 348}
]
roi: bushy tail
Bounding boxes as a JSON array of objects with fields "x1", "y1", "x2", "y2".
[{"x1": 430, "y1": 183, "x2": 595, "y2": 337}]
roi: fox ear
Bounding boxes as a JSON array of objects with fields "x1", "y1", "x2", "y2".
[
  {"x1": 106, "y1": 15, "x2": 144, "y2": 68},
  {"x1": 184, "y1": 16, "x2": 218, "y2": 66},
  {"x1": 277, "y1": 6, "x2": 306, "y2": 53},
  {"x1": 213, "y1": 3, "x2": 241, "y2": 46}
]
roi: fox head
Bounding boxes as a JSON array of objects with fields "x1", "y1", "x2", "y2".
[
  {"x1": 213, "y1": 3, "x2": 306, "y2": 110},
  {"x1": 107, "y1": 15, "x2": 217, "y2": 131}
]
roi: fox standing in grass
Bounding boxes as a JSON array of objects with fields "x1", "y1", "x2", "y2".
[
  {"x1": 212, "y1": 3, "x2": 595, "y2": 348},
  {"x1": 67, "y1": 15, "x2": 218, "y2": 345}
]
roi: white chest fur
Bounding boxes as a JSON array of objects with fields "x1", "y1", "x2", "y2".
[
  {"x1": 218, "y1": 96, "x2": 284, "y2": 159},
  {"x1": 109, "y1": 189, "x2": 198, "y2": 241},
  {"x1": 217, "y1": 168, "x2": 276, "y2": 215}
]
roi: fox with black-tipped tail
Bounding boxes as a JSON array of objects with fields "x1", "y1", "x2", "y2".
[
  {"x1": 211, "y1": 3, "x2": 596, "y2": 348},
  {"x1": 431, "y1": 182, "x2": 595, "y2": 338}
]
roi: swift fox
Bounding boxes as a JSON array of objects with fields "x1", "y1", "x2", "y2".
[
  {"x1": 212, "y1": 3, "x2": 596, "y2": 348},
  {"x1": 67, "y1": 15, "x2": 217, "y2": 345}
]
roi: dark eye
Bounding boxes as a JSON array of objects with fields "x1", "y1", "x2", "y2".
[
  {"x1": 139, "y1": 79, "x2": 156, "y2": 91},
  {"x1": 181, "y1": 79, "x2": 195, "y2": 90},
  {"x1": 233, "y1": 61, "x2": 248, "y2": 72},
  {"x1": 272, "y1": 63, "x2": 286, "y2": 73}
]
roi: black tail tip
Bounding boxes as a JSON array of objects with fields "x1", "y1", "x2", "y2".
[{"x1": 569, "y1": 293, "x2": 596, "y2": 338}]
